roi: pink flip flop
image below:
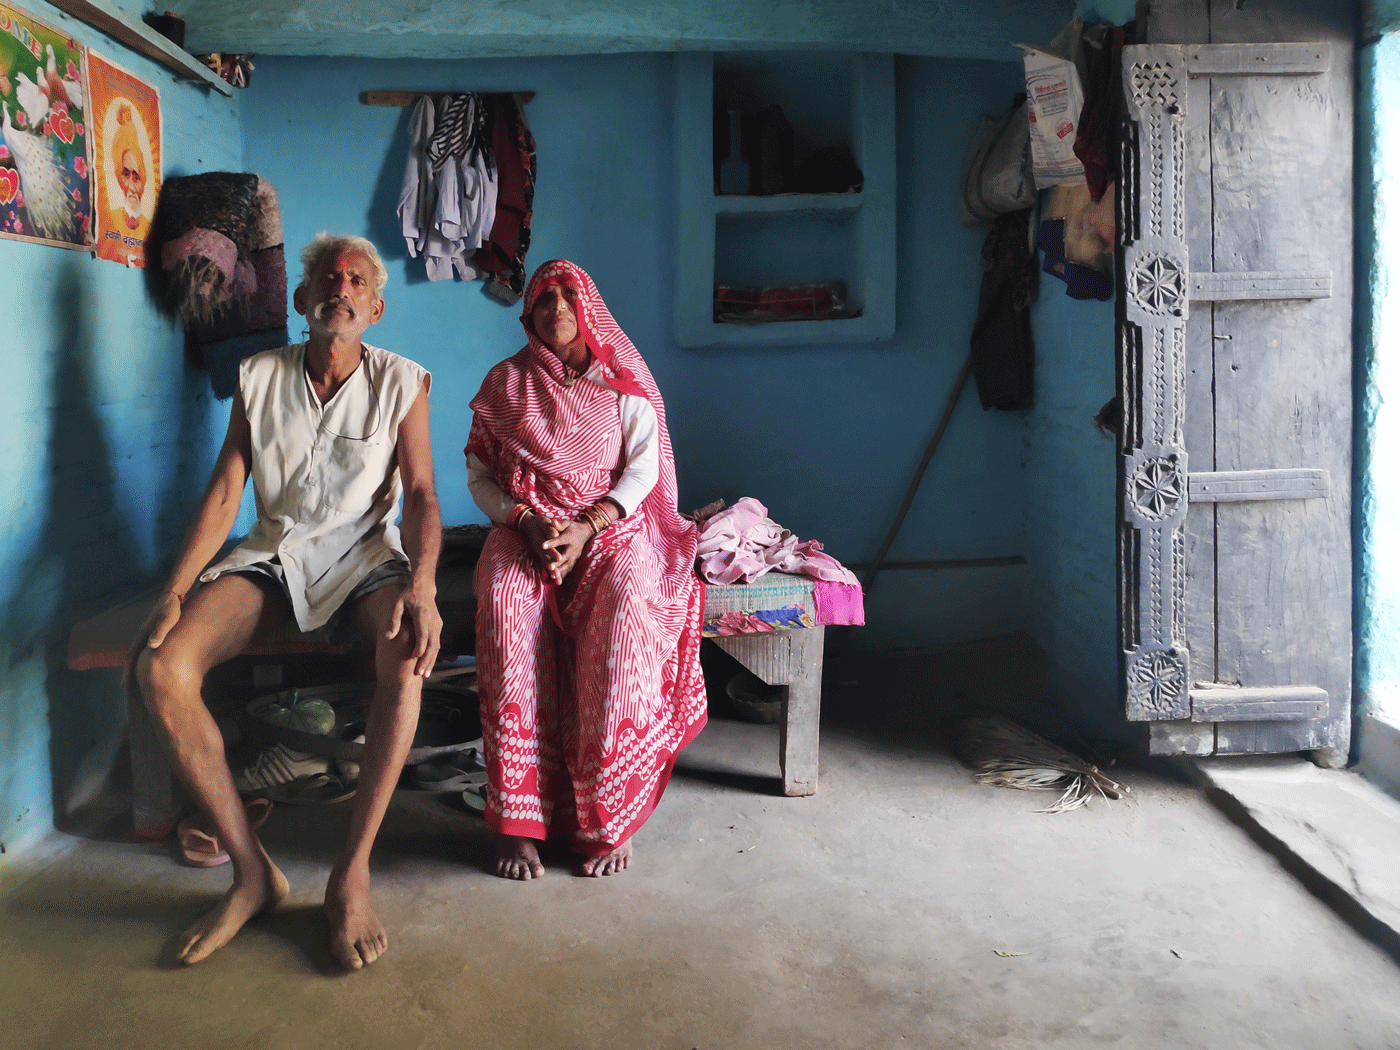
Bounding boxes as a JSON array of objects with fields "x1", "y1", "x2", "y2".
[
  {"x1": 174, "y1": 797, "x2": 274, "y2": 867},
  {"x1": 176, "y1": 821, "x2": 229, "y2": 867}
]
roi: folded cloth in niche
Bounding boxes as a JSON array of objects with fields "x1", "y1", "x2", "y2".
[{"x1": 714, "y1": 282, "x2": 850, "y2": 323}]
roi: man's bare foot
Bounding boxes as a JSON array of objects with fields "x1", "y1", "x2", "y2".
[
  {"x1": 176, "y1": 855, "x2": 289, "y2": 965},
  {"x1": 495, "y1": 835, "x2": 545, "y2": 880},
  {"x1": 325, "y1": 863, "x2": 387, "y2": 971},
  {"x1": 578, "y1": 839, "x2": 631, "y2": 877}
]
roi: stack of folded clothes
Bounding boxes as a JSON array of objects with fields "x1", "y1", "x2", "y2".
[{"x1": 693, "y1": 497, "x2": 864, "y2": 627}]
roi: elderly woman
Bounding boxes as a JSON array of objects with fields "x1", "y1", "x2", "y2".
[{"x1": 465, "y1": 259, "x2": 707, "y2": 879}]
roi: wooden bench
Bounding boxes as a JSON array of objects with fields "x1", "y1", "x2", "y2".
[
  {"x1": 67, "y1": 568, "x2": 826, "y2": 840},
  {"x1": 702, "y1": 574, "x2": 825, "y2": 797}
]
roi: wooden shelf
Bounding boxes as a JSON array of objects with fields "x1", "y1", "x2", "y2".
[
  {"x1": 714, "y1": 192, "x2": 863, "y2": 216},
  {"x1": 674, "y1": 52, "x2": 896, "y2": 349},
  {"x1": 362, "y1": 90, "x2": 535, "y2": 107},
  {"x1": 47, "y1": 0, "x2": 233, "y2": 97}
]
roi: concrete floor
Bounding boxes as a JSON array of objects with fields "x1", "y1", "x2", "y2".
[{"x1": 5, "y1": 637, "x2": 1400, "y2": 1050}]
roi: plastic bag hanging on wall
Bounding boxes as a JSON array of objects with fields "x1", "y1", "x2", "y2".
[
  {"x1": 960, "y1": 93, "x2": 1037, "y2": 226},
  {"x1": 1018, "y1": 17, "x2": 1089, "y2": 188}
]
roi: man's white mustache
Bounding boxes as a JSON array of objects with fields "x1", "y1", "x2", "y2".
[{"x1": 313, "y1": 298, "x2": 355, "y2": 321}]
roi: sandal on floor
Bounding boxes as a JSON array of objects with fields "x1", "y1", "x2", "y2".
[
  {"x1": 176, "y1": 823, "x2": 228, "y2": 868},
  {"x1": 262, "y1": 771, "x2": 356, "y2": 806},
  {"x1": 460, "y1": 784, "x2": 487, "y2": 814},
  {"x1": 174, "y1": 797, "x2": 273, "y2": 867},
  {"x1": 410, "y1": 750, "x2": 487, "y2": 792}
]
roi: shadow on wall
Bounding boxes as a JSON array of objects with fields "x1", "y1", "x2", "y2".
[
  {"x1": 0, "y1": 257, "x2": 216, "y2": 834},
  {"x1": 366, "y1": 105, "x2": 414, "y2": 270}
]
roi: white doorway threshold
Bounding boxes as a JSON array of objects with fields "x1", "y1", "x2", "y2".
[{"x1": 1190, "y1": 752, "x2": 1400, "y2": 940}]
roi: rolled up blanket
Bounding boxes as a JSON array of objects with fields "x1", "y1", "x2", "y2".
[{"x1": 151, "y1": 171, "x2": 288, "y2": 394}]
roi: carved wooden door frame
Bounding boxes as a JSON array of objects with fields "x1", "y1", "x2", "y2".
[{"x1": 1117, "y1": 42, "x2": 1345, "y2": 755}]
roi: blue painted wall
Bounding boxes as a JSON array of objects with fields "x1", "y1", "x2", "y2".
[
  {"x1": 0, "y1": 3, "x2": 242, "y2": 858},
  {"x1": 1022, "y1": 292, "x2": 1121, "y2": 735},
  {"x1": 1356, "y1": 34, "x2": 1400, "y2": 733},
  {"x1": 240, "y1": 52, "x2": 1031, "y2": 650},
  {"x1": 1016, "y1": 0, "x2": 1138, "y2": 737}
]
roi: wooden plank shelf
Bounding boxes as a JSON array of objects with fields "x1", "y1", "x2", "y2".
[
  {"x1": 362, "y1": 90, "x2": 535, "y2": 107},
  {"x1": 47, "y1": 0, "x2": 232, "y2": 96},
  {"x1": 673, "y1": 52, "x2": 896, "y2": 348},
  {"x1": 713, "y1": 192, "x2": 863, "y2": 216}
]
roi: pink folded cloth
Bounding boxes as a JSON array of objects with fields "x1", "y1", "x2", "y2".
[
  {"x1": 695, "y1": 496, "x2": 862, "y2": 595},
  {"x1": 696, "y1": 497, "x2": 785, "y2": 584},
  {"x1": 711, "y1": 611, "x2": 777, "y2": 636},
  {"x1": 813, "y1": 581, "x2": 865, "y2": 626}
]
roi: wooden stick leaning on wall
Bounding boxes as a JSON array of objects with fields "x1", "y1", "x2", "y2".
[
  {"x1": 361, "y1": 90, "x2": 535, "y2": 107},
  {"x1": 861, "y1": 353, "x2": 974, "y2": 596}
]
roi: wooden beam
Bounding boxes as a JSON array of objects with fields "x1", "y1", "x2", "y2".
[
  {"x1": 1184, "y1": 43, "x2": 1330, "y2": 76},
  {"x1": 1190, "y1": 685, "x2": 1329, "y2": 722},
  {"x1": 1191, "y1": 271, "x2": 1331, "y2": 301},
  {"x1": 46, "y1": 0, "x2": 233, "y2": 96},
  {"x1": 1188, "y1": 469, "x2": 1330, "y2": 503},
  {"x1": 361, "y1": 90, "x2": 534, "y2": 107},
  {"x1": 845, "y1": 556, "x2": 1026, "y2": 572}
]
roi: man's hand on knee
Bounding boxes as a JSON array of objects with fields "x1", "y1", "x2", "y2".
[
  {"x1": 387, "y1": 582, "x2": 442, "y2": 677},
  {"x1": 142, "y1": 591, "x2": 184, "y2": 650}
]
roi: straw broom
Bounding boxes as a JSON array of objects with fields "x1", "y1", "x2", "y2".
[{"x1": 955, "y1": 714, "x2": 1130, "y2": 813}]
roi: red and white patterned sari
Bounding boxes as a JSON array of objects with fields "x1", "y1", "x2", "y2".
[{"x1": 466, "y1": 260, "x2": 707, "y2": 856}]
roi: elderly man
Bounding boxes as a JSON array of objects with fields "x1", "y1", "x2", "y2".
[
  {"x1": 108, "y1": 101, "x2": 150, "y2": 239},
  {"x1": 135, "y1": 233, "x2": 442, "y2": 970}
]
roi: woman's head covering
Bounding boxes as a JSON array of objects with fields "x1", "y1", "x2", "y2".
[
  {"x1": 520, "y1": 259, "x2": 648, "y2": 398},
  {"x1": 471, "y1": 259, "x2": 697, "y2": 589}
]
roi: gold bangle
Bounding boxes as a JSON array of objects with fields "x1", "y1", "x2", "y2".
[{"x1": 578, "y1": 504, "x2": 610, "y2": 536}]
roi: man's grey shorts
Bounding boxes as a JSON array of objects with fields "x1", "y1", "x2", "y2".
[{"x1": 223, "y1": 557, "x2": 412, "y2": 643}]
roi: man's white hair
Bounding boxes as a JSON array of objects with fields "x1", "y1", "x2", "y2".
[{"x1": 297, "y1": 233, "x2": 388, "y2": 298}]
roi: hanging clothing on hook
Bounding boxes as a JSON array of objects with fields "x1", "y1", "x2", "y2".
[
  {"x1": 471, "y1": 92, "x2": 537, "y2": 304},
  {"x1": 398, "y1": 93, "x2": 500, "y2": 282}
]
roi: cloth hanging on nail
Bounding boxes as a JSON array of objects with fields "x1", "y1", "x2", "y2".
[
  {"x1": 398, "y1": 93, "x2": 503, "y2": 283},
  {"x1": 970, "y1": 208, "x2": 1037, "y2": 411},
  {"x1": 471, "y1": 92, "x2": 536, "y2": 304}
]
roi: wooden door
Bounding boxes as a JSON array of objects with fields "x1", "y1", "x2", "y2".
[{"x1": 1116, "y1": 6, "x2": 1352, "y2": 764}]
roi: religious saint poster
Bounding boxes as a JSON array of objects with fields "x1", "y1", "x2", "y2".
[
  {"x1": 0, "y1": 4, "x2": 91, "y2": 249},
  {"x1": 87, "y1": 50, "x2": 159, "y2": 266}
]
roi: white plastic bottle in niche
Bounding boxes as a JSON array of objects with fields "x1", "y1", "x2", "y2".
[{"x1": 719, "y1": 108, "x2": 749, "y2": 195}]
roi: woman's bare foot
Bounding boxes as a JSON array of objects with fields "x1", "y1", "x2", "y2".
[
  {"x1": 495, "y1": 835, "x2": 545, "y2": 880},
  {"x1": 176, "y1": 853, "x2": 288, "y2": 965},
  {"x1": 578, "y1": 839, "x2": 631, "y2": 877},
  {"x1": 325, "y1": 862, "x2": 387, "y2": 971}
]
